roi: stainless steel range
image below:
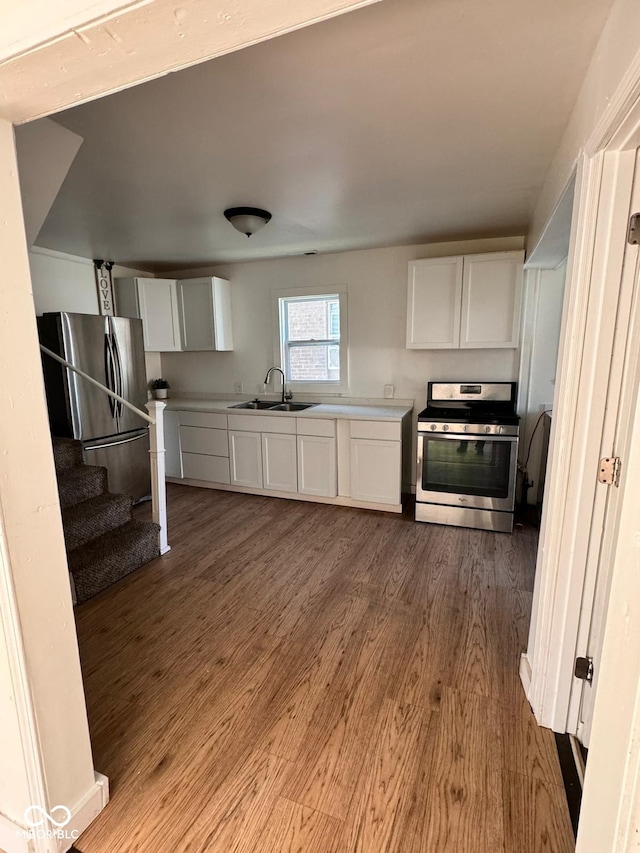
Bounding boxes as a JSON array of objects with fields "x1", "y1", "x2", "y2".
[{"x1": 416, "y1": 382, "x2": 520, "y2": 532}]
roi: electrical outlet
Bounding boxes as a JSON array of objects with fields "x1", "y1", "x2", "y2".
[
  {"x1": 233, "y1": 381, "x2": 243, "y2": 393},
  {"x1": 384, "y1": 384, "x2": 395, "y2": 399}
]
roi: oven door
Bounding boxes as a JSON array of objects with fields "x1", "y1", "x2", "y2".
[{"x1": 417, "y1": 431, "x2": 518, "y2": 511}]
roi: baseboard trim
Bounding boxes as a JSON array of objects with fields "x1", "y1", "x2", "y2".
[
  {"x1": 166, "y1": 478, "x2": 403, "y2": 514},
  {"x1": 554, "y1": 733, "x2": 583, "y2": 839},
  {"x1": 519, "y1": 652, "x2": 532, "y2": 695},
  {"x1": 0, "y1": 773, "x2": 110, "y2": 853},
  {"x1": 65, "y1": 771, "x2": 109, "y2": 850}
]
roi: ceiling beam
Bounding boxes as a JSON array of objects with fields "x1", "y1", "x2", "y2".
[{"x1": 0, "y1": 0, "x2": 381, "y2": 124}]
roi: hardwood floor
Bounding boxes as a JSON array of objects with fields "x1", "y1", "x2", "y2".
[{"x1": 74, "y1": 484, "x2": 574, "y2": 852}]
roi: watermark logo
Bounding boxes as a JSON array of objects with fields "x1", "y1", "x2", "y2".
[
  {"x1": 17, "y1": 804, "x2": 78, "y2": 841},
  {"x1": 24, "y1": 805, "x2": 71, "y2": 828}
]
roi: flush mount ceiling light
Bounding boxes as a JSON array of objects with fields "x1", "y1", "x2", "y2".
[{"x1": 223, "y1": 206, "x2": 272, "y2": 237}]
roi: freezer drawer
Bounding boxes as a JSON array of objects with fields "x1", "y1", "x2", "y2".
[{"x1": 83, "y1": 429, "x2": 151, "y2": 501}]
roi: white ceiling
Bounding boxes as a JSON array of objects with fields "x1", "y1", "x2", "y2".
[{"x1": 32, "y1": 0, "x2": 613, "y2": 271}]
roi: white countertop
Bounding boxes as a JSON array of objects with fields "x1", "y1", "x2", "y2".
[{"x1": 164, "y1": 397, "x2": 412, "y2": 422}]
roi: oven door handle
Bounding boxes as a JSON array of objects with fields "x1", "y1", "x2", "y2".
[{"x1": 417, "y1": 431, "x2": 518, "y2": 441}]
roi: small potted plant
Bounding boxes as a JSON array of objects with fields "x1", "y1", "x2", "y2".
[{"x1": 151, "y1": 378, "x2": 170, "y2": 399}]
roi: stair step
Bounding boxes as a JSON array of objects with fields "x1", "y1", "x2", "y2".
[
  {"x1": 69, "y1": 519, "x2": 160, "y2": 604},
  {"x1": 57, "y1": 464, "x2": 108, "y2": 509},
  {"x1": 53, "y1": 437, "x2": 83, "y2": 472},
  {"x1": 63, "y1": 493, "x2": 134, "y2": 552}
]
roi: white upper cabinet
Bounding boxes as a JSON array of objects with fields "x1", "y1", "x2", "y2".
[
  {"x1": 178, "y1": 277, "x2": 233, "y2": 351},
  {"x1": 116, "y1": 276, "x2": 181, "y2": 351},
  {"x1": 115, "y1": 276, "x2": 233, "y2": 352},
  {"x1": 406, "y1": 250, "x2": 524, "y2": 349},
  {"x1": 406, "y1": 257, "x2": 463, "y2": 348},
  {"x1": 460, "y1": 252, "x2": 523, "y2": 348}
]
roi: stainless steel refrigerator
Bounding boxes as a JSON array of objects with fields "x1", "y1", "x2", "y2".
[{"x1": 38, "y1": 312, "x2": 151, "y2": 501}]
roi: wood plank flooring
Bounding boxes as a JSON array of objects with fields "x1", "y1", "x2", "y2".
[{"x1": 73, "y1": 485, "x2": 574, "y2": 852}]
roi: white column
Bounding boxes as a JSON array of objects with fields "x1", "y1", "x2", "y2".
[
  {"x1": 146, "y1": 401, "x2": 170, "y2": 555},
  {"x1": 0, "y1": 119, "x2": 107, "y2": 851}
]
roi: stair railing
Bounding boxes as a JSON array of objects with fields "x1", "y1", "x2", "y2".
[{"x1": 39, "y1": 344, "x2": 169, "y2": 555}]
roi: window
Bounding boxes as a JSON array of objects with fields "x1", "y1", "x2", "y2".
[{"x1": 274, "y1": 286, "x2": 348, "y2": 389}]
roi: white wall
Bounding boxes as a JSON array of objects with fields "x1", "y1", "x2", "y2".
[
  {"x1": 29, "y1": 246, "x2": 162, "y2": 382},
  {"x1": 528, "y1": 0, "x2": 640, "y2": 254},
  {"x1": 15, "y1": 118, "x2": 83, "y2": 246},
  {"x1": 519, "y1": 263, "x2": 566, "y2": 504},
  {"x1": 161, "y1": 236, "x2": 525, "y2": 404}
]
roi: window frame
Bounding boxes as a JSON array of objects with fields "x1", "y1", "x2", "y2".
[{"x1": 272, "y1": 284, "x2": 349, "y2": 394}]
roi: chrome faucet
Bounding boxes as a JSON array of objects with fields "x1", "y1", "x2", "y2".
[{"x1": 264, "y1": 366, "x2": 292, "y2": 403}]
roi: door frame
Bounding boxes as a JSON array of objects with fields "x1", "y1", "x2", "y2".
[
  {"x1": 521, "y1": 45, "x2": 640, "y2": 853},
  {"x1": 569, "y1": 148, "x2": 640, "y2": 747}
]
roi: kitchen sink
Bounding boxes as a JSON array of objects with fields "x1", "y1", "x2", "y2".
[
  {"x1": 269, "y1": 402, "x2": 317, "y2": 411},
  {"x1": 230, "y1": 400, "x2": 279, "y2": 410}
]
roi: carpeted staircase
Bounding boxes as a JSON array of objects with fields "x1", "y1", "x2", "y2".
[{"x1": 53, "y1": 437, "x2": 160, "y2": 604}]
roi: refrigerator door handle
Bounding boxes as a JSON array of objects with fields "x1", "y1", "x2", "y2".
[
  {"x1": 84, "y1": 430, "x2": 148, "y2": 451},
  {"x1": 111, "y1": 322, "x2": 125, "y2": 419},
  {"x1": 104, "y1": 331, "x2": 118, "y2": 419}
]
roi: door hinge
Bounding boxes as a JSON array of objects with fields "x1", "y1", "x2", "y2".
[
  {"x1": 628, "y1": 213, "x2": 640, "y2": 245},
  {"x1": 574, "y1": 656, "x2": 594, "y2": 684},
  {"x1": 598, "y1": 456, "x2": 621, "y2": 486}
]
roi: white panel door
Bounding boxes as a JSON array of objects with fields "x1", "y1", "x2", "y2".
[
  {"x1": 164, "y1": 410, "x2": 182, "y2": 479},
  {"x1": 350, "y1": 438, "x2": 401, "y2": 504},
  {"x1": 460, "y1": 251, "x2": 523, "y2": 348},
  {"x1": 229, "y1": 430, "x2": 263, "y2": 488},
  {"x1": 297, "y1": 435, "x2": 337, "y2": 497},
  {"x1": 262, "y1": 432, "x2": 297, "y2": 493},
  {"x1": 136, "y1": 278, "x2": 181, "y2": 351},
  {"x1": 406, "y1": 257, "x2": 463, "y2": 348}
]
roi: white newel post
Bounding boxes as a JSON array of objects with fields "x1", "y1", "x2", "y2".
[{"x1": 146, "y1": 401, "x2": 170, "y2": 555}]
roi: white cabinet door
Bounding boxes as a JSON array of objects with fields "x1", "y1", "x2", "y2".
[
  {"x1": 297, "y1": 435, "x2": 337, "y2": 497},
  {"x1": 164, "y1": 410, "x2": 183, "y2": 479},
  {"x1": 178, "y1": 279, "x2": 215, "y2": 351},
  {"x1": 136, "y1": 278, "x2": 181, "y2": 351},
  {"x1": 262, "y1": 432, "x2": 297, "y2": 493},
  {"x1": 229, "y1": 430, "x2": 263, "y2": 488},
  {"x1": 406, "y1": 257, "x2": 463, "y2": 348},
  {"x1": 178, "y1": 277, "x2": 233, "y2": 351},
  {"x1": 137, "y1": 278, "x2": 181, "y2": 351},
  {"x1": 350, "y1": 438, "x2": 401, "y2": 505},
  {"x1": 460, "y1": 251, "x2": 523, "y2": 348}
]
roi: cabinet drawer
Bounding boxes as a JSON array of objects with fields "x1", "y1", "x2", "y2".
[
  {"x1": 182, "y1": 452, "x2": 230, "y2": 484},
  {"x1": 228, "y1": 414, "x2": 296, "y2": 434},
  {"x1": 179, "y1": 425, "x2": 228, "y2": 457},
  {"x1": 178, "y1": 410, "x2": 227, "y2": 430},
  {"x1": 349, "y1": 420, "x2": 401, "y2": 441},
  {"x1": 296, "y1": 417, "x2": 335, "y2": 437}
]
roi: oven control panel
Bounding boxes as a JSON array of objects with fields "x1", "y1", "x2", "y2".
[{"x1": 419, "y1": 422, "x2": 519, "y2": 436}]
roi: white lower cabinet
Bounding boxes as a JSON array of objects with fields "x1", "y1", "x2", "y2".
[
  {"x1": 350, "y1": 438, "x2": 401, "y2": 505},
  {"x1": 262, "y1": 433, "x2": 298, "y2": 493},
  {"x1": 229, "y1": 430, "x2": 263, "y2": 488},
  {"x1": 172, "y1": 409, "x2": 404, "y2": 512},
  {"x1": 297, "y1": 435, "x2": 337, "y2": 497}
]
